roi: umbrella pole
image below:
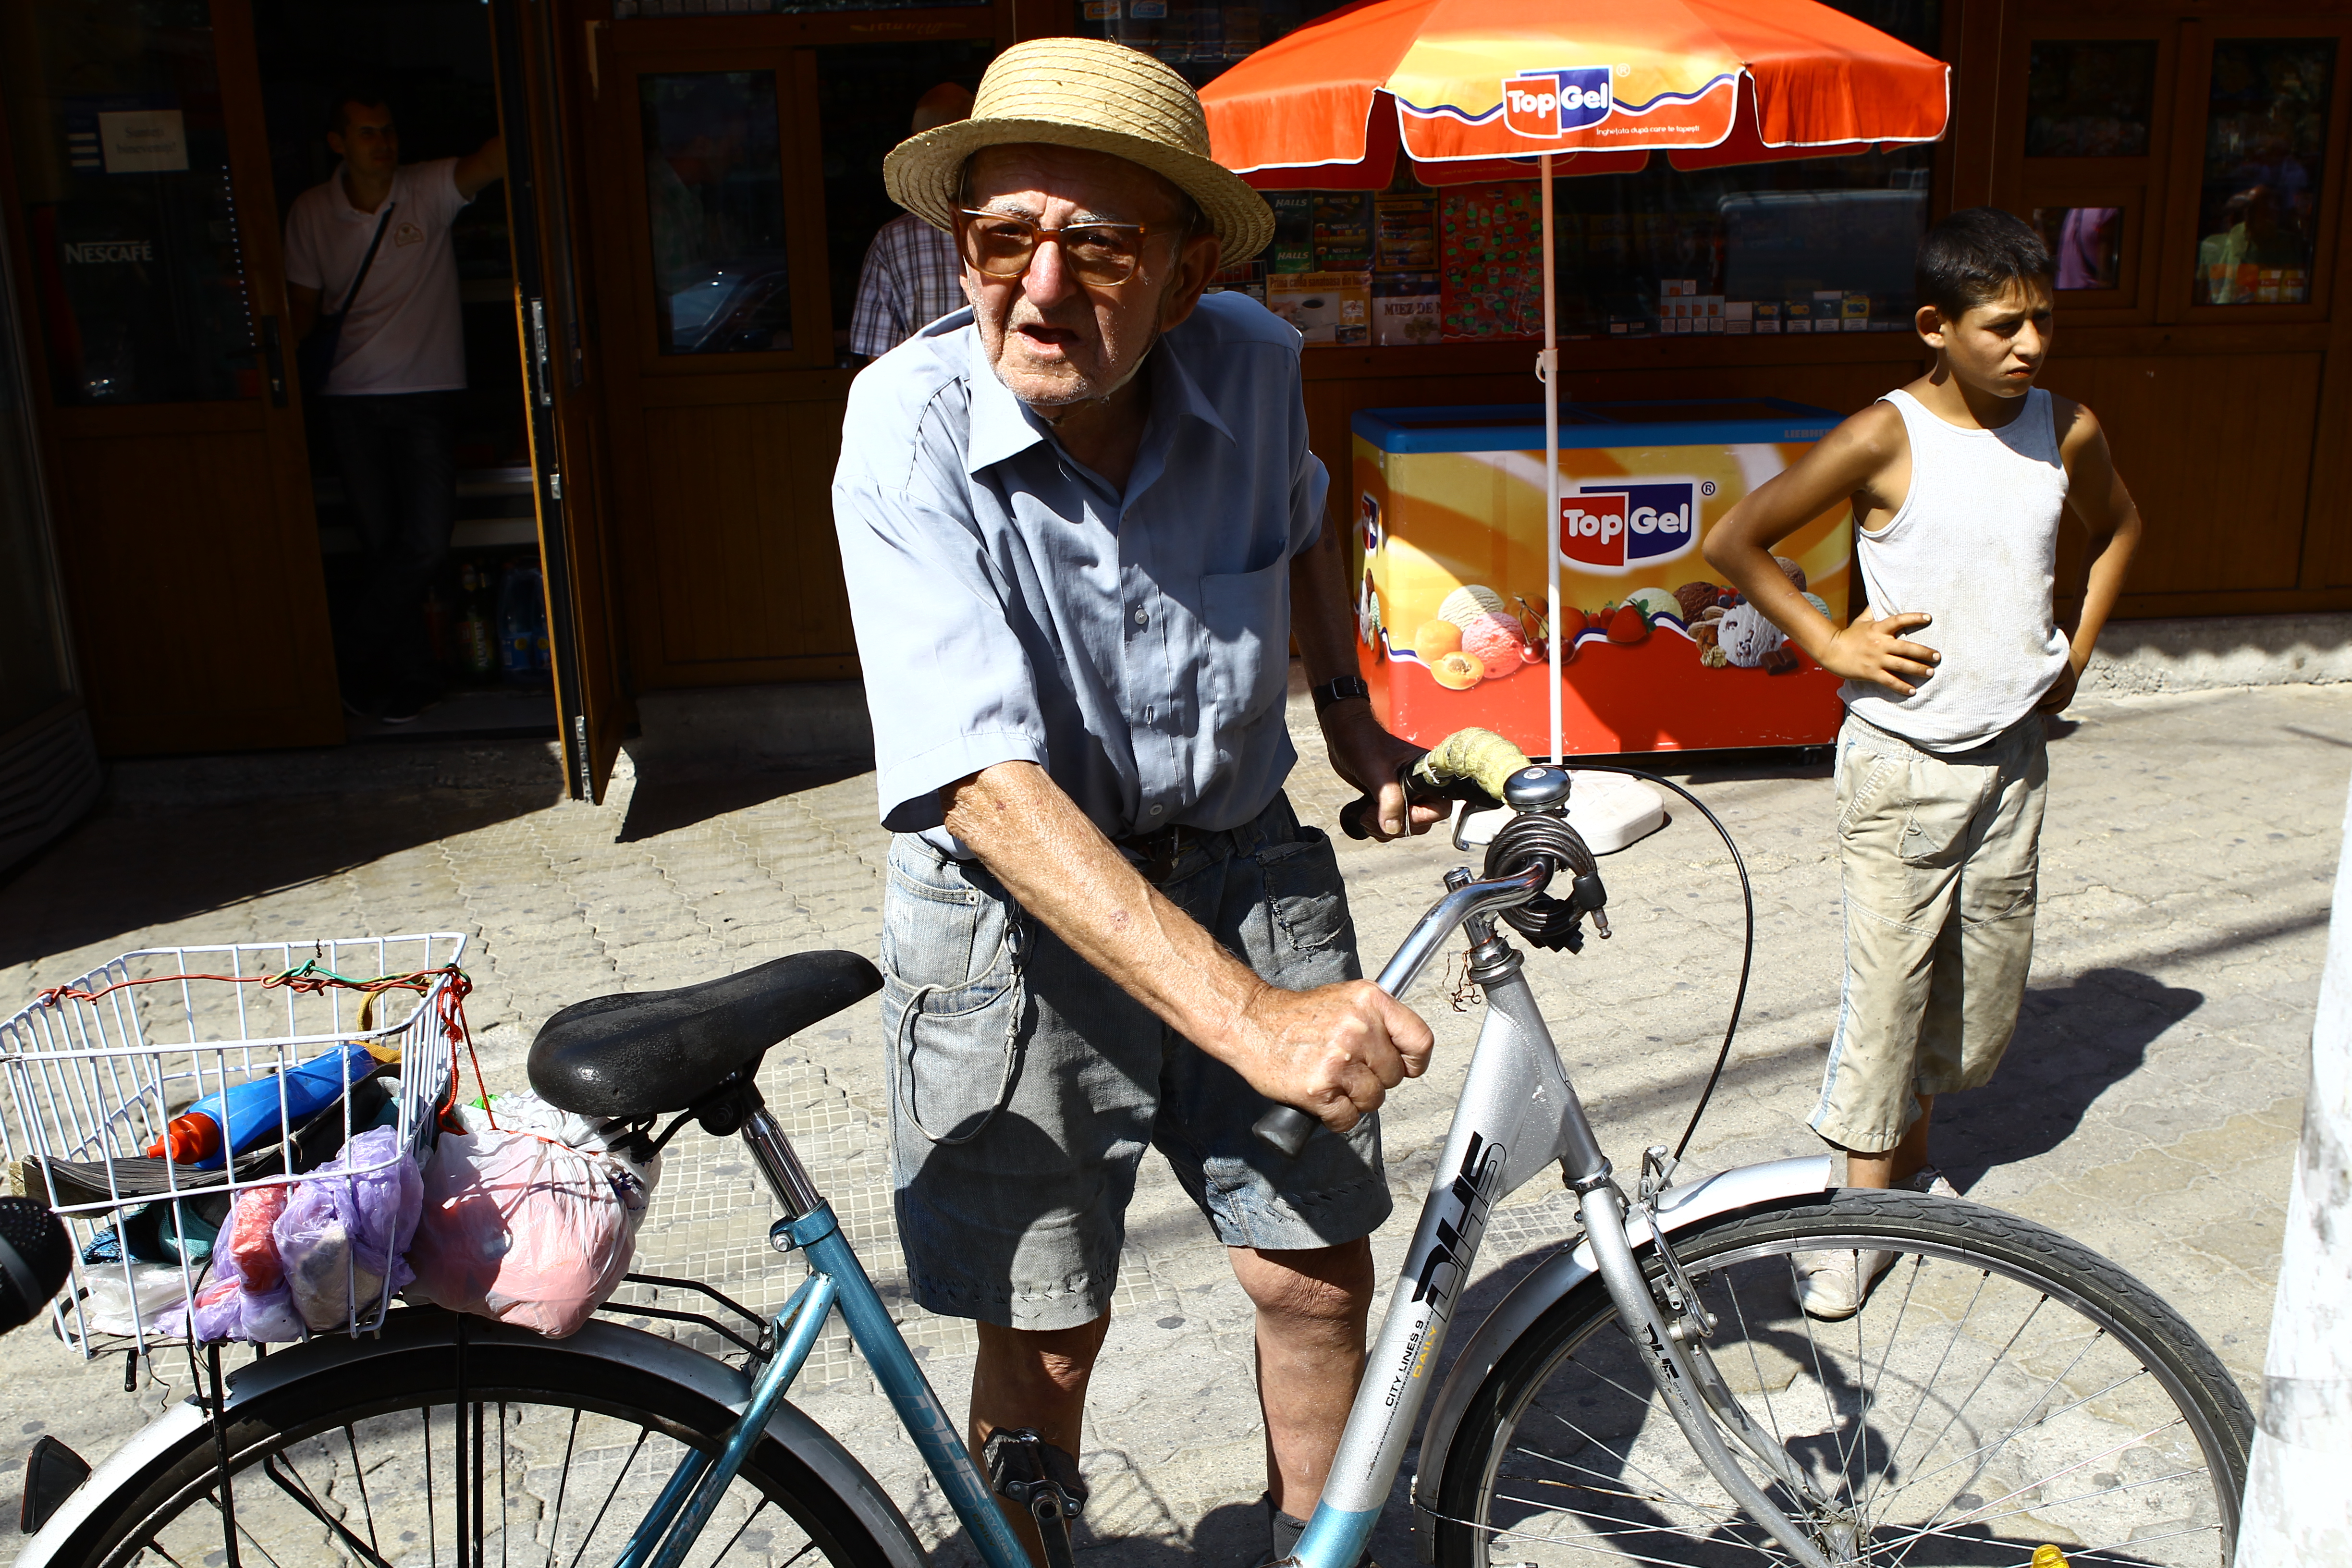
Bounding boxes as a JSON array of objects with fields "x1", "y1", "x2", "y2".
[{"x1": 1541, "y1": 153, "x2": 1561, "y2": 763}]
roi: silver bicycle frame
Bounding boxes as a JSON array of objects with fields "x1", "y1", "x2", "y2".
[{"x1": 1288, "y1": 869, "x2": 1838, "y2": 1568}]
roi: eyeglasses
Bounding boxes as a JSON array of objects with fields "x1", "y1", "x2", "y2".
[{"x1": 956, "y1": 209, "x2": 1170, "y2": 287}]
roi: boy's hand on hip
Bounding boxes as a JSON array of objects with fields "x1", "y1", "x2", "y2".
[
  {"x1": 2035, "y1": 658, "x2": 2082, "y2": 714},
  {"x1": 1232, "y1": 980, "x2": 1435, "y2": 1131},
  {"x1": 1820, "y1": 608, "x2": 1940, "y2": 696}
]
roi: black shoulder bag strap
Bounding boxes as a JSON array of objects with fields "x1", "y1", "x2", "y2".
[{"x1": 298, "y1": 199, "x2": 398, "y2": 396}]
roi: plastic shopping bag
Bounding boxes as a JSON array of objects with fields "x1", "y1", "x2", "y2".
[
  {"x1": 407, "y1": 1097, "x2": 658, "y2": 1338},
  {"x1": 158, "y1": 1183, "x2": 307, "y2": 1344},
  {"x1": 276, "y1": 1125, "x2": 425, "y2": 1333}
]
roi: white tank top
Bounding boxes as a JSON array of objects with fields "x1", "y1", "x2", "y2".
[{"x1": 1841, "y1": 386, "x2": 2071, "y2": 751}]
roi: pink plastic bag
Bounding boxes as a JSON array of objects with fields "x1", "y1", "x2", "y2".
[{"x1": 406, "y1": 1128, "x2": 638, "y2": 1338}]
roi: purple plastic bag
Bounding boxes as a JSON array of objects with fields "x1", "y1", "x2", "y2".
[
  {"x1": 159, "y1": 1185, "x2": 306, "y2": 1344},
  {"x1": 275, "y1": 1125, "x2": 424, "y2": 1333}
]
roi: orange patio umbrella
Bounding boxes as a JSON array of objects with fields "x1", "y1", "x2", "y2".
[{"x1": 1199, "y1": 0, "x2": 1949, "y2": 756}]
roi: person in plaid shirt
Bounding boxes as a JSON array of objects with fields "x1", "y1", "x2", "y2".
[{"x1": 850, "y1": 84, "x2": 975, "y2": 359}]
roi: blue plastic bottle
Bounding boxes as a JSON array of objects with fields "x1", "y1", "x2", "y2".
[{"x1": 145, "y1": 1041, "x2": 377, "y2": 1169}]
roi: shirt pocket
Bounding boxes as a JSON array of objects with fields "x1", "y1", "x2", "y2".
[{"x1": 1198, "y1": 559, "x2": 1292, "y2": 723}]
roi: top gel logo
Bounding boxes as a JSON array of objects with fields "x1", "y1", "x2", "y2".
[
  {"x1": 1560, "y1": 482, "x2": 1700, "y2": 572},
  {"x1": 1501, "y1": 68, "x2": 1614, "y2": 139}
]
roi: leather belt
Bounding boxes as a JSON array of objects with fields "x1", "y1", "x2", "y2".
[{"x1": 1113, "y1": 821, "x2": 1241, "y2": 884}]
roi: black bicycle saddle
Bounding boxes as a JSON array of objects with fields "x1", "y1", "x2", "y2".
[{"x1": 527, "y1": 951, "x2": 882, "y2": 1120}]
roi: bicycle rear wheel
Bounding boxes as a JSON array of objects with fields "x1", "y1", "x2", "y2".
[
  {"x1": 1432, "y1": 1189, "x2": 2254, "y2": 1568},
  {"x1": 43, "y1": 1310, "x2": 904, "y2": 1568}
]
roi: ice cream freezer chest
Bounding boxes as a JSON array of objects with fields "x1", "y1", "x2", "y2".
[{"x1": 1350, "y1": 398, "x2": 1853, "y2": 756}]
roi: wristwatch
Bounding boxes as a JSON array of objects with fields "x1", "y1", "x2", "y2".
[{"x1": 1311, "y1": 675, "x2": 1372, "y2": 713}]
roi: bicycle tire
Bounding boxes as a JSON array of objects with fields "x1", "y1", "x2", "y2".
[
  {"x1": 1432, "y1": 1189, "x2": 2254, "y2": 1568},
  {"x1": 40, "y1": 1310, "x2": 906, "y2": 1568}
]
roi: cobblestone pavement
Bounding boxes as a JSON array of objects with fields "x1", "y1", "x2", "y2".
[{"x1": 2, "y1": 681, "x2": 2341, "y2": 1565}]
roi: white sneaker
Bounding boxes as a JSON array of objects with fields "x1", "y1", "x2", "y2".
[
  {"x1": 1791, "y1": 1247, "x2": 1894, "y2": 1320},
  {"x1": 1906, "y1": 1167, "x2": 1960, "y2": 1198}
]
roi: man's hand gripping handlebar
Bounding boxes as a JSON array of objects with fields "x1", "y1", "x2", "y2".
[{"x1": 1256, "y1": 733, "x2": 1610, "y2": 1157}]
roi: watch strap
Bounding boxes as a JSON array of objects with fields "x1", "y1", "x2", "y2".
[{"x1": 1311, "y1": 675, "x2": 1371, "y2": 712}]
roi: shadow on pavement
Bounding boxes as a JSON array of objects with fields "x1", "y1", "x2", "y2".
[
  {"x1": 0, "y1": 786, "x2": 550, "y2": 976},
  {"x1": 616, "y1": 764, "x2": 867, "y2": 843},
  {"x1": 1938, "y1": 966, "x2": 2205, "y2": 1192}
]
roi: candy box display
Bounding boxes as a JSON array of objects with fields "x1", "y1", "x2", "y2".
[{"x1": 1350, "y1": 399, "x2": 1852, "y2": 755}]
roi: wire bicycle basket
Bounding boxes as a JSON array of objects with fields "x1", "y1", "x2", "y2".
[{"x1": 0, "y1": 934, "x2": 468, "y2": 1355}]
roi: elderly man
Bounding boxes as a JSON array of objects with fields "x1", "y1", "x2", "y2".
[{"x1": 832, "y1": 37, "x2": 1443, "y2": 1565}]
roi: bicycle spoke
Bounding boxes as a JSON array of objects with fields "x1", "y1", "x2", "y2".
[
  {"x1": 1857, "y1": 1264, "x2": 1991, "y2": 1521},
  {"x1": 544, "y1": 1408, "x2": 583, "y2": 1568},
  {"x1": 343, "y1": 1424, "x2": 382, "y2": 1563},
  {"x1": 565, "y1": 1426, "x2": 652, "y2": 1568}
]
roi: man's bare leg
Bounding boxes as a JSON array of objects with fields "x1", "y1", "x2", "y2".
[
  {"x1": 1845, "y1": 1093, "x2": 1935, "y2": 1189},
  {"x1": 970, "y1": 1315, "x2": 1112, "y2": 1565},
  {"x1": 1230, "y1": 1237, "x2": 1376, "y2": 1517}
]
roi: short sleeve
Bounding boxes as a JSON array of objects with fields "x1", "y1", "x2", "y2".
[
  {"x1": 833, "y1": 384, "x2": 1048, "y2": 832},
  {"x1": 848, "y1": 232, "x2": 902, "y2": 360},
  {"x1": 283, "y1": 199, "x2": 322, "y2": 292},
  {"x1": 1288, "y1": 358, "x2": 1329, "y2": 557}
]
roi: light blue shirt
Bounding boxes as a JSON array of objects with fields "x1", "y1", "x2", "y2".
[{"x1": 833, "y1": 291, "x2": 1329, "y2": 849}]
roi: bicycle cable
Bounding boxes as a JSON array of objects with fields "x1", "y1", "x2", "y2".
[{"x1": 1550, "y1": 762, "x2": 1755, "y2": 1164}]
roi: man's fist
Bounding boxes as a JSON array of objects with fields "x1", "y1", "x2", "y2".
[{"x1": 1232, "y1": 980, "x2": 1435, "y2": 1131}]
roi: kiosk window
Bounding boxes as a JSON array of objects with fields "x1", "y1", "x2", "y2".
[
  {"x1": 2193, "y1": 39, "x2": 2335, "y2": 306},
  {"x1": 2034, "y1": 206, "x2": 2123, "y2": 289},
  {"x1": 0, "y1": 0, "x2": 260, "y2": 405},
  {"x1": 640, "y1": 71, "x2": 792, "y2": 354},
  {"x1": 2024, "y1": 42, "x2": 2159, "y2": 158}
]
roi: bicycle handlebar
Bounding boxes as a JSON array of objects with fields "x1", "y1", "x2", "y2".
[{"x1": 1253, "y1": 861, "x2": 1553, "y2": 1157}]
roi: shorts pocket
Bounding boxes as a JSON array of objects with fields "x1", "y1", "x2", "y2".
[
  {"x1": 1892, "y1": 755, "x2": 1982, "y2": 868},
  {"x1": 1257, "y1": 824, "x2": 1356, "y2": 956},
  {"x1": 882, "y1": 853, "x2": 1027, "y2": 1145}
]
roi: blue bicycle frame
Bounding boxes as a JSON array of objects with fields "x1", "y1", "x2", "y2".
[{"x1": 629, "y1": 858, "x2": 1835, "y2": 1568}]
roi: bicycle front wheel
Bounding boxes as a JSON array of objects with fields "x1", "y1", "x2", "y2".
[
  {"x1": 42, "y1": 1309, "x2": 906, "y2": 1568},
  {"x1": 1432, "y1": 1189, "x2": 2254, "y2": 1568}
]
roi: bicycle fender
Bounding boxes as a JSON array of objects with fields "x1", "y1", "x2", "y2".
[
  {"x1": 13, "y1": 1316, "x2": 928, "y2": 1568},
  {"x1": 1406, "y1": 1153, "x2": 1831, "y2": 1560}
]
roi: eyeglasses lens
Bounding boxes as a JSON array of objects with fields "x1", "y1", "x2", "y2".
[{"x1": 963, "y1": 216, "x2": 1141, "y2": 286}]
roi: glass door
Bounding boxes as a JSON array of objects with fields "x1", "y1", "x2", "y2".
[{"x1": 0, "y1": 0, "x2": 339, "y2": 755}]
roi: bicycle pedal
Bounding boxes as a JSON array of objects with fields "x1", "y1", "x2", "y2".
[{"x1": 983, "y1": 1426, "x2": 1088, "y2": 1515}]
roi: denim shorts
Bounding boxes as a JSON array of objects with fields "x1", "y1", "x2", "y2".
[
  {"x1": 879, "y1": 792, "x2": 1392, "y2": 1330},
  {"x1": 1812, "y1": 710, "x2": 2048, "y2": 1154}
]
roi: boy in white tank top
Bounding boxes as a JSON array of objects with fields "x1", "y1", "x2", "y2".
[{"x1": 1704, "y1": 208, "x2": 2144, "y2": 1319}]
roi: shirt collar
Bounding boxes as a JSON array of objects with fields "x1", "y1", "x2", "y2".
[{"x1": 957, "y1": 312, "x2": 1238, "y2": 479}]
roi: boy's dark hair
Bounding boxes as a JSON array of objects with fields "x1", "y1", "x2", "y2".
[
  {"x1": 1915, "y1": 207, "x2": 2054, "y2": 320},
  {"x1": 327, "y1": 86, "x2": 393, "y2": 136}
]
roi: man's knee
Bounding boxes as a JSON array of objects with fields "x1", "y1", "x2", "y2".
[
  {"x1": 976, "y1": 1315, "x2": 1112, "y2": 1396},
  {"x1": 1233, "y1": 1237, "x2": 1375, "y2": 1325}
]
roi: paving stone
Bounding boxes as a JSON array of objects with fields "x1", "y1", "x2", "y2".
[{"x1": 0, "y1": 682, "x2": 2342, "y2": 1565}]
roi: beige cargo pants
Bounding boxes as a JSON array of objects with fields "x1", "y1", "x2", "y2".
[{"x1": 1810, "y1": 709, "x2": 2048, "y2": 1154}]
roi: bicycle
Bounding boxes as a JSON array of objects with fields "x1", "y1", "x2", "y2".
[{"x1": 8, "y1": 759, "x2": 2253, "y2": 1568}]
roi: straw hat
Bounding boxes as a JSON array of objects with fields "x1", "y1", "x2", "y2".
[{"x1": 884, "y1": 37, "x2": 1274, "y2": 265}]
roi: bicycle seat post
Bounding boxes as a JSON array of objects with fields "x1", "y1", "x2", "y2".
[{"x1": 736, "y1": 1089, "x2": 825, "y2": 1219}]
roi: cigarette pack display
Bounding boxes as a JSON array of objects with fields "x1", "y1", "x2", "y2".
[
  {"x1": 1374, "y1": 195, "x2": 1437, "y2": 271},
  {"x1": 1269, "y1": 270, "x2": 1370, "y2": 345},
  {"x1": 1312, "y1": 192, "x2": 1376, "y2": 271},
  {"x1": 1439, "y1": 184, "x2": 1543, "y2": 342},
  {"x1": 1351, "y1": 398, "x2": 1850, "y2": 754}
]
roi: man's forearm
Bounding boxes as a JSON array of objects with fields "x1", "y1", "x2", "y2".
[
  {"x1": 943, "y1": 762, "x2": 1267, "y2": 1049},
  {"x1": 2065, "y1": 510, "x2": 2141, "y2": 664}
]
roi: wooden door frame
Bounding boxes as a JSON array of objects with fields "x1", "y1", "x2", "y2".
[
  {"x1": 1989, "y1": 17, "x2": 2180, "y2": 325},
  {"x1": 0, "y1": 0, "x2": 341, "y2": 755}
]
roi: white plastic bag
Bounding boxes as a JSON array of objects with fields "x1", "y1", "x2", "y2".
[{"x1": 407, "y1": 1094, "x2": 659, "y2": 1338}]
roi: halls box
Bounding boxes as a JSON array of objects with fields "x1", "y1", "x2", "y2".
[{"x1": 1350, "y1": 398, "x2": 1854, "y2": 755}]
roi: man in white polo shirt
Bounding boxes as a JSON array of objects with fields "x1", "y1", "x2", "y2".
[{"x1": 286, "y1": 90, "x2": 504, "y2": 722}]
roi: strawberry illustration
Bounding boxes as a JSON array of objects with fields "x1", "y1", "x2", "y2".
[{"x1": 1606, "y1": 604, "x2": 1649, "y2": 645}]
